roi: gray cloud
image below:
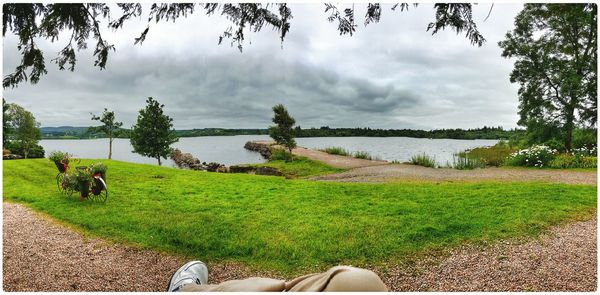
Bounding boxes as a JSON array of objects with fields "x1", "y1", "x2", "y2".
[{"x1": 2, "y1": 3, "x2": 523, "y2": 130}]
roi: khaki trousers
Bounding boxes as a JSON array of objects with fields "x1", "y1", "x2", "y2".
[{"x1": 180, "y1": 266, "x2": 388, "y2": 292}]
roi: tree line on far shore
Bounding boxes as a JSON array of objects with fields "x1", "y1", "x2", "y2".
[{"x1": 40, "y1": 125, "x2": 525, "y2": 141}]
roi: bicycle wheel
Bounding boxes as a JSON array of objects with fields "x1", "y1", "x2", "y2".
[
  {"x1": 56, "y1": 173, "x2": 64, "y2": 193},
  {"x1": 91, "y1": 177, "x2": 108, "y2": 203}
]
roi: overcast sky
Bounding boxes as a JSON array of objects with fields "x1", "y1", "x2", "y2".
[{"x1": 2, "y1": 3, "x2": 523, "y2": 130}]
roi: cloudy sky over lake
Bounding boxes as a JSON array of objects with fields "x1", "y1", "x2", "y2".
[{"x1": 3, "y1": 3, "x2": 523, "y2": 130}]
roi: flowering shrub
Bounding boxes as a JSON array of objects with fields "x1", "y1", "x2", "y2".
[
  {"x1": 572, "y1": 145, "x2": 597, "y2": 157},
  {"x1": 504, "y1": 145, "x2": 557, "y2": 168}
]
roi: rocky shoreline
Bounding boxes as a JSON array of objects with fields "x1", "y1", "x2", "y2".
[
  {"x1": 170, "y1": 147, "x2": 283, "y2": 176},
  {"x1": 243, "y1": 141, "x2": 272, "y2": 159}
]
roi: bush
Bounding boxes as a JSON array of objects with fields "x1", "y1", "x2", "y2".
[
  {"x1": 573, "y1": 145, "x2": 597, "y2": 157},
  {"x1": 504, "y1": 145, "x2": 557, "y2": 168},
  {"x1": 271, "y1": 149, "x2": 293, "y2": 162},
  {"x1": 549, "y1": 154, "x2": 597, "y2": 169},
  {"x1": 6, "y1": 141, "x2": 45, "y2": 158},
  {"x1": 352, "y1": 151, "x2": 373, "y2": 160},
  {"x1": 459, "y1": 141, "x2": 516, "y2": 167},
  {"x1": 409, "y1": 153, "x2": 437, "y2": 168},
  {"x1": 321, "y1": 146, "x2": 350, "y2": 156},
  {"x1": 573, "y1": 128, "x2": 597, "y2": 150},
  {"x1": 448, "y1": 154, "x2": 486, "y2": 170}
]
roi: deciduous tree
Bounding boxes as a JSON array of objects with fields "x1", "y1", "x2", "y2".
[
  {"x1": 7, "y1": 103, "x2": 41, "y2": 158},
  {"x1": 130, "y1": 97, "x2": 178, "y2": 165},
  {"x1": 91, "y1": 108, "x2": 123, "y2": 159},
  {"x1": 499, "y1": 4, "x2": 597, "y2": 151}
]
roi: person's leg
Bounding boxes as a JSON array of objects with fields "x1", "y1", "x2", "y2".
[
  {"x1": 168, "y1": 261, "x2": 287, "y2": 292},
  {"x1": 180, "y1": 278, "x2": 286, "y2": 292},
  {"x1": 285, "y1": 266, "x2": 388, "y2": 291},
  {"x1": 169, "y1": 262, "x2": 387, "y2": 292}
]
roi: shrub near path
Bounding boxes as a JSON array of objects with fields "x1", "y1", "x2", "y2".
[{"x1": 3, "y1": 159, "x2": 596, "y2": 276}]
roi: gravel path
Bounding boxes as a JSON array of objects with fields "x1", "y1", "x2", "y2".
[
  {"x1": 381, "y1": 216, "x2": 597, "y2": 291},
  {"x1": 1, "y1": 202, "x2": 277, "y2": 292},
  {"x1": 4, "y1": 202, "x2": 597, "y2": 291},
  {"x1": 312, "y1": 163, "x2": 597, "y2": 185},
  {"x1": 251, "y1": 141, "x2": 597, "y2": 185}
]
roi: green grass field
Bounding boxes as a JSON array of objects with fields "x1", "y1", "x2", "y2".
[{"x1": 3, "y1": 159, "x2": 597, "y2": 275}]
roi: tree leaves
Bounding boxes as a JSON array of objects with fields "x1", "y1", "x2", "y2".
[
  {"x1": 3, "y1": 3, "x2": 487, "y2": 88},
  {"x1": 499, "y1": 4, "x2": 597, "y2": 150}
]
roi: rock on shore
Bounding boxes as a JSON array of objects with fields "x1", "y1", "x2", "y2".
[{"x1": 244, "y1": 141, "x2": 272, "y2": 159}]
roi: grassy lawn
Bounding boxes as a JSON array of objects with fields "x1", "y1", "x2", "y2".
[
  {"x1": 249, "y1": 156, "x2": 346, "y2": 178},
  {"x1": 3, "y1": 159, "x2": 597, "y2": 276}
]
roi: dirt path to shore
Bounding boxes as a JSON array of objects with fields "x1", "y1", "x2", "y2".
[
  {"x1": 251, "y1": 141, "x2": 596, "y2": 185},
  {"x1": 3, "y1": 202, "x2": 597, "y2": 291},
  {"x1": 312, "y1": 163, "x2": 597, "y2": 185},
  {"x1": 254, "y1": 140, "x2": 388, "y2": 169}
]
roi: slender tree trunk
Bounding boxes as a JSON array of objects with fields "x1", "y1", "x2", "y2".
[
  {"x1": 564, "y1": 105, "x2": 575, "y2": 152},
  {"x1": 108, "y1": 137, "x2": 113, "y2": 159},
  {"x1": 157, "y1": 157, "x2": 162, "y2": 166}
]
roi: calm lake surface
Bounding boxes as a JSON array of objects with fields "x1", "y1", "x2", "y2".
[{"x1": 40, "y1": 136, "x2": 498, "y2": 167}]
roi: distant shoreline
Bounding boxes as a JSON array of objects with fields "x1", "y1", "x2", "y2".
[{"x1": 41, "y1": 126, "x2": 522, "y2": 141}]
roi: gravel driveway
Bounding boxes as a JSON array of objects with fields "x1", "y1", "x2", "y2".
[{"x1": 3, "y1": 202, "x2": 596, "y2": 291}]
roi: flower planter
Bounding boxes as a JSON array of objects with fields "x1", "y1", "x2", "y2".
[
  {"x1": 54, "y1": 160, "x2": 66, "y2": 173},
  {"x1": 92, "y1": 178, "x2": 104, "y2": 195},
  {"x1": 79, "y1": 181, "x2": 90, "y2": 198}
]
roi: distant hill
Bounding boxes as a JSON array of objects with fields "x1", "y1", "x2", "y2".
[{"x1": 40, "y1": 126, "x2": 90, "y2": 139}]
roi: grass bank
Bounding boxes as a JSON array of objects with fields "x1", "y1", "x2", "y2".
[
  {"x1": 249, "y1": 156, "x2": 345, "y2": 178},
  {"x1": 3, "y1": 159, "x2": 596, "y2": 276}
]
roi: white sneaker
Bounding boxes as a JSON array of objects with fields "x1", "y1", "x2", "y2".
[{"x1": 167, "y1": 261, "x2": 209, "y2": 292}]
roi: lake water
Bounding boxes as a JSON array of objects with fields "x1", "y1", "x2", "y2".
[{"x1": 40, "y1": 136, "x2": 498, "y2": 167}]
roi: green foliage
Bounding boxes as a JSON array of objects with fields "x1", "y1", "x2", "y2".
[
  {"x1": 6, "y1": 102, "x2": 41, "y2": 158},
  {"x1": 573, "y1": 128, "x2": 598, "y2": 150},
  {"x1": 3, "y1": 98, "x2": 12, "y2": 146},
  {"x1": 352, "y1": 151, "x2": 374, "y2": 160},
  {"x1": 48, "y1": 150, "x2": 67, "y2": 162},
  {"x1": 459, "y1": 141, "x2": 516, "y2": 167},
  {"x1": 73, "y1": 167, "x2": 92, "y2": 184},
  {"x1": 268, "y1": 104, "x2": 297, "y2": 153},
  {"x1": 321, "y1": 146, "x2": 350, "y2": 156},
  {"x1": 270, "y1": 149, "x2": 293, "y2": 162},
  {"x1": 253, "y1": 156, "x2": 345, "y2": 178},
  {"x1": 130, "y1": 97, "x2": 179, "y2": 166},
  {"x1": 91, "y1": 108, "x2": 123, "y2": 159},
  {"x1": 448, "y1": 154, "x2": 486, "y2": 170},
  {"x1": 5, "y1": 141, "x2": 45, "y2": 158},
  {"x1": 90, "y1": 162, "x2": 107, "y2": 174},
  {"x1": 409, "y1": 153, "x2": 437, "y2": 168},
  {"x1": 504, "y1": 145, "x2": 558, "y2": 168},
  {"x1": 499, "y1": 4, "x2": 597, "y2": 150},
  {"x1": 549, "y1": 154, "x2": 597, "y2": 169},
  {"x1": 3, "y1": 159, "x2": 596, "y2": 275}
]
